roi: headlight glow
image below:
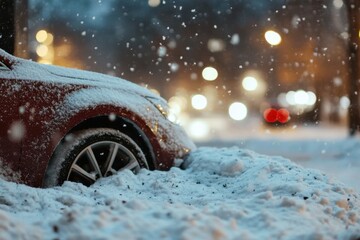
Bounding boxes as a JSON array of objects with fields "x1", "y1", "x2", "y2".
[{"x1": 145, "y1": 96, "x2": 178, "y2": 123}]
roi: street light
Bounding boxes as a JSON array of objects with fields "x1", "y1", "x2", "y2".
[
  {"x1": 242, "y1": 76, "x2": 258, "y2": 91},
  {"x1": 264, "y1": 30, "x2": 282, "y2": 46},
  {"x1": 36, "y1": 30, "x2": 48, "y2": 43},
  {"x1": 35, "y1": 29, "x2": 55, "y2": 64},
  {"x1": 228, "y1": 102, "x2": 248, "y2": 121},
  {"x1": 191, "y1": 94, "x2": 208, "y2": 110},
  {"x1": 202, "y1": 66, "x2": 218, "y2": 81}
]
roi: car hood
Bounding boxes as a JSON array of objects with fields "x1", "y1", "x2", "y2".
[{"x1": 11, "y1": 53, "x2": 161, "y2": 101}]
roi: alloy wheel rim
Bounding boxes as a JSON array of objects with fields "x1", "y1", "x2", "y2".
[{"x1": 67, "y1": 141, "x2": 140, "y2": 186}]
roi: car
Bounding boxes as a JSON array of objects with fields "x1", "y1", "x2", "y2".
[{"x1": 0, "y1": 49, "x2": 195, "y2": 187}]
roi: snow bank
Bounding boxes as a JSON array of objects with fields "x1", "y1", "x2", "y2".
[
  {"x1": 200, "y1": 138, "x2": 360, "y2": 191},
  {"x1": 0, "y1": 147, "x2": 359, "y2": 239}
]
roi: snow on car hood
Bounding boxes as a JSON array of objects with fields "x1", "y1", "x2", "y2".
[{"x1": 9, "y1": 52, "x2": 160, "y2": 100}]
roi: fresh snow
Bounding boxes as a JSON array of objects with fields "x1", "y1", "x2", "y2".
[{"x1": 1, "y1": 145, "x2": 360, "y2": 239}]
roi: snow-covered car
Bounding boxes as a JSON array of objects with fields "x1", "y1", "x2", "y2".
[{"x1": 0, "y1": 49, "x2": 195, "y2": 187}]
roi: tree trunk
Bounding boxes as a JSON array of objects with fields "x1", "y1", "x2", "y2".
[
  {"x1": 0, "y1": 0, "x2": 15, "y2": 54},
  {"x1": 346, "y1": 0, "x2": 360, "y2": 136},
  {"x1": 15, "y1": 0, "x2": 29, "y2": 58}
]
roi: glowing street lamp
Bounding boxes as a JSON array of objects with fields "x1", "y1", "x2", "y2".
[
  {"x1": 36, "y1": 30, "x2": 48, "y2": 43},
  {"x1": 191, "y1": 94, "x2": 208, "y2": 110},
  {"x1": 264, "y1": 30, "x2": 282, "y2": 46},
  {"x1": 35, "y1": 29, "x2": 54, "y2": 64},
  {"x1": 242, "y1": 76, "x2": 258, "y2": 91},
  {"x1": 228, "y1": 102, "x2": 248, "y2": 121},
  {"x1": 202, "y1": 66, "x2": 218, "y2": 81},
  {"x1": 36, "y1": 45, "x2": 49, "y2": 57}
]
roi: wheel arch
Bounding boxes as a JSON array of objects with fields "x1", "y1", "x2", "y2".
[
  {"x1": 42, "y1": 110, "x2": 158, "y2": 187},
  {"x1": 66, "y1": 114, "x2": 156, "y2": 170}
]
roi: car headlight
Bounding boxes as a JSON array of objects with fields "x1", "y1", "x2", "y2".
[
  {"x1": 145, "y1": 96, "x2": 179, "y2": 124},
  {"x1": 145, "y1": 96, "x2": 170, "y2": 117}
]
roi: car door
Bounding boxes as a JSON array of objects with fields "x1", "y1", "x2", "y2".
[{"x1": 0, "y1": 58, "x2": 22, "y2": 178}]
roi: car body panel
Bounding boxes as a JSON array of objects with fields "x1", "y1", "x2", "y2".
[{"x1": 0, "y1": 65, "x2": 22, "y2": 180}]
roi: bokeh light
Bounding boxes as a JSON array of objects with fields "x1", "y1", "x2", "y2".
[
  {"x1": 36, "y1": 30, "x2": 48, "y2": 43},
  {"x1": 294, "y1": 90, "x2": 309, "y2": 105},
  {"x1": 191, "y1": 94, "x2": 208, "y2": 110},
  {"x1": 264, "y1": 30, "x2": 282, "y2": 46},
  {"x1": 286, "y1": 91, "x2": 296, "y2": 105},
  {"x1": 306, "y1": 91, "x2": 317, "y2": 106},
  {"x1": 228, "y1": 102, "x2": 247, "y2": 121},
  {"x1": 148, "y1": 0, "x2": 161, "y2": 7},
  {"x1": 263, "y1": 108, "x2": 277, "y2": 123},
  {"x1": 36, "y1": 45, "x2": 49, "y2": 57},
  {"x1": 242, "y1": 76, "x2": 258, "y2": 91},
  {"x1": 188, "y1": 119, "x2": 210, "y2": 139},
  {"x1": 202, "y1": 67, "x2": 218, "y2": 81},
  {"x1": 277, "y1": 109, "x2": 290, "y2": 123},
  {"x1": 340, "y1": 96, "x2": 350, "y2": 109},
  {"x1": 333, "y1": 0, "x2": 344, "y2": 9}
]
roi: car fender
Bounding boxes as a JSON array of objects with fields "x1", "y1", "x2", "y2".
[{"x1": 22, "y1": 87, "x2": 162, "y2": 187}]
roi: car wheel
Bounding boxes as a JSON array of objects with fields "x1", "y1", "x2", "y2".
[{"x1": 44, "y1": 128, "x2": 148, "y2": 187}]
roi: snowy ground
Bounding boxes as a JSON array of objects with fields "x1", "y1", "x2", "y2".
[
  {"x1": 1, "y1": 124, "x2": 360, "y2": 239},
  {"x1": 199, "y1": 123, "x2": 360, "y2": 192}
]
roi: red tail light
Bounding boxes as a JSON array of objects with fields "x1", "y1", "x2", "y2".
[
  {"x1": 263, "y1": 108, "x2": 290, "y2": 123},
  {"x1": 263, "y1": 108, "x2": 278, "y2": 123},
  {"x1": 277, "y1": 108, "x2": 290, "y2": 123}
]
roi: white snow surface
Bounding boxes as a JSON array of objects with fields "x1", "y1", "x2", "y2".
[{"x1": 1, "y1": 146, "x2": 360, "y2": 239}]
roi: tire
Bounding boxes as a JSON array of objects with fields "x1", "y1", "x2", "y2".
[{"x1": 43, "y1": 128, "x2": 148, "y2": 187}]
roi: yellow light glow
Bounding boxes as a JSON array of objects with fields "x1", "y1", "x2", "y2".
[
  {"x1": 169, "y1": 101, "x2": 181, "y2": 115},
  {"x1": 265, "y1": 30, "x2": 282, "y2": 46},
  {"x1": 148, "y1": 0, "x2": 160, "y2": 7},
  {"x1": 36, "y1": 45, "x2": 49, "y2": 57},
  {"x1": 169, "y1": 96, "x2": 187, "y2": 112},
  {"x1": 229, "y1": 102, "x2": 247, "y2": 121},
  {"x1": 188, "y1": 119, "x2": 210, "y2": 139},
  {"x1": 43, "y1": 33, "x2": 54, "y2": 45},
  {"x1": 38, "y1": 59, "x2": 52, "y2": 65},
  {"x1": 150, "y1": 88, "x2": 160, "y2": 95},
  {"x1": 242, "y1": 76, "x2": 258, "y2": 91},
  {"x1": 202, "y1": 66, "x2": 218, "y2": 81},
  {"x1": 191, "y1": 94, "x2": 208, "y2": 110},
  {"x1": 36, "y1": 30, "x2": 48, "y2": 43}
]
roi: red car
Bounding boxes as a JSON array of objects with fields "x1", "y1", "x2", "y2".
[{"x1": 0, "y1": 49, "x2": 195, "y2": 187}]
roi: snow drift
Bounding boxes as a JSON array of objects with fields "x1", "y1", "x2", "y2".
[{"x1": 0, "y1": 147, "x2": 359, "y2": 239}]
